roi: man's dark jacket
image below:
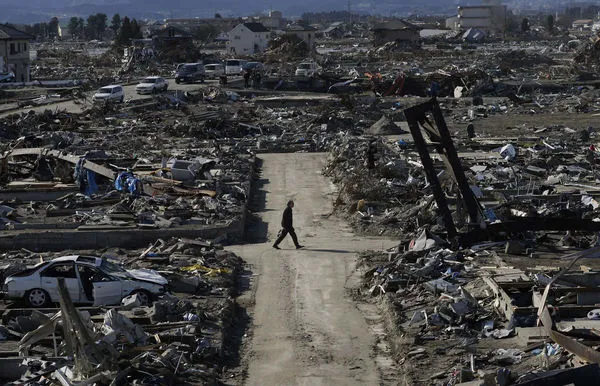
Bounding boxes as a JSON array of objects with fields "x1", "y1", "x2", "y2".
[{"x1": 281, "y1": 206, "x2": 293, "y2": 229}]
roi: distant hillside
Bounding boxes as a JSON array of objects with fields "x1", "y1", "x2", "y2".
[{"x1": 4, "y1": 0, "x2": 574, "y2": 24}]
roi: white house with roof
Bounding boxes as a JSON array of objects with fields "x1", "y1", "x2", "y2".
[{"x1": 227, "y1": 22, "x2": 270, "y2": 55}]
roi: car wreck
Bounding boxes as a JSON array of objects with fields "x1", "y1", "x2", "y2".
[{"x1": 3, "y1": 255, "x2": 167, "y2": 307}]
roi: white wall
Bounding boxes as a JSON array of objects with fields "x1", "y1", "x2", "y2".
[
  {"x1": 459, "y1": 8, "x2": 492, "y2": 18},
  {"x1": 458, "y1": 18, "x2": 493, "y2": 29},
  {"x1": 228, "y1": 25, "x2": 269, "y2": 55},
  {"x1": 456, "y1": 5, "x2": 506, "y2": 32}
]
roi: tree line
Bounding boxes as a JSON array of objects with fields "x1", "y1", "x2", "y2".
[
  {"x1": 301, "y1": 11, "x2": 360, "y2": 24},
  {"x1": 12, "y1": 13, "x2": 143, "y2": 45},
  {"x1": 17, "y1": 17, "x2": 60, "y2": 39},
  {"x1": 67, "y1": 13, "x2": 142, "y2": 44}
]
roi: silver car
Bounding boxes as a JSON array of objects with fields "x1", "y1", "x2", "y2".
[
  {"x1": 136, "y1": 76, "x2": 169, "y2": 94},
  {"x1": 2, "y1": 255, "x2": 168, "y2": 307},
  {"x1": 92, "y1": 85, "x2": 124, "y2": 103}
]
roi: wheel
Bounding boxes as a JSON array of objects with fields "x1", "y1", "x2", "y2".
[
  {"x1": 131, "y1": 289, "x2": 152, "y2": 306},
  {"x1": 119, "y1": 96, "x2": 124, "y2": 103},
  {"x1": 25, "y1": 288, "x2": 50, "y2": 307},
  {"x1": 200, "y1": 75, "x2": 205, "y2": 84},
  {"x1": 152, "y1": 88, "x2": 157, "y2": 94},
  {"x1": 175, "y1": 79, "x2": 181, "y2": 84}
]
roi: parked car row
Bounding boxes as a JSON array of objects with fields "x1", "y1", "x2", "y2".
[
  {"x1": 90, "y1": 57, "x2": 293, "y2": 103},
  {"x1": 91, "y1": 76, "x2": 168, "y2": 103}
]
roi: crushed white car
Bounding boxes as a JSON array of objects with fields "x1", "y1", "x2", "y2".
[{"x1": 2, "y1": 255, "x2": 168, "y2": 307}]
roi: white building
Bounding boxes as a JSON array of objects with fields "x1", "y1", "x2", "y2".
[
  {"x1": 227, "y1": 22, "x2": 270, "y2": 55},
  {"x1": 261, "y1": 10, "x2": 283, "y2": 29},
  {"x1": 0, "y1": 24, "x2": 33, "y2": 82},
  {"x1": 449, "y1": 0, "x2": 506, "y2": 33}
]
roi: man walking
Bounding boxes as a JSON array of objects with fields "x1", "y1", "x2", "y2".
[
  {"x1": 273, "y1": 200, "x2": 303, "y2": 249},
  {"x1": 243, "y1": 68, "x2": 251, "y2": 88}
]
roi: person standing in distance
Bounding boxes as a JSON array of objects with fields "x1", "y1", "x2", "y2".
[{"x1": 273, "y1": 200, "x2": 304, "y2": 249}]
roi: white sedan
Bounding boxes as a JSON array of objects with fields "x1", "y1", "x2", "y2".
[
  {"x1": 2, "y1": 255, "x2": 168, "y2": 307},
  {"x1": 135, "y1": 76, "x2": 169, "y2": 94}
]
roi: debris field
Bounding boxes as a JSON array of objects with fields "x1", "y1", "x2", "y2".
[{"x1": 6, "y1": 29, "x2": 600, "y2": 386}]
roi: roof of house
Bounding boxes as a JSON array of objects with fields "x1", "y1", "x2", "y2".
[
  {"x1": 323, "y1": 25, "x2": 342, "y2": 33},
  {"x1": 0, "y1": 24, "x2": 34, "y2": 40},
  {"x1": 286, "y1": 24, "x2": 317, "y2": 32},
  {"x1": 243, "y1": 22, "x2": 270, "y2": 33},
  {"x1": 153, "y1": 25, "x2": 193, "y2": 38},
  {"x1": 373, "y1": 19, "x2": 422, "y2": 32}
]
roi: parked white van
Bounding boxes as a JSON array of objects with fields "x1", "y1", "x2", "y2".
[
  {"x1": 225, "y1": 59, "x2": 248, "y2": 75},
  {"x1": 205, "y1": 63, "x2": 225, "y2": 79}
]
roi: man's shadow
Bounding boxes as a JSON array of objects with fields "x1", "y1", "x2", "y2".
[
  {"x1": 278, "y1": 248, "x2": 354, "y2": 253},
  {"x1": 304, "y1": 248, "x2": 353, "y2": 253}
]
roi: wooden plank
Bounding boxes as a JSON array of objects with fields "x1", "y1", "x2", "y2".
[
  {"x1": 3, "y1": 147, "x2": 44, "y2": 157},
  {"x1": 141, "y1": 175, "x2": 183, "y2": 185},
  {"x1": 3, "y1": 148, "x2": 116, "y2": 180},
  {"x1": 483, "y1": 276, "x2": 516, "y2": 322},
  {"x1": 171, "y1": 186, "x2": 217, "y2": 197}
]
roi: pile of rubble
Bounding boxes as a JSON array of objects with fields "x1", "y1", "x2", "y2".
[
  {"x1": 8, "y1": 27, "x2": 600, "y2": 383},
  {"x1": 263, "y1": 34, "x2": 310, "y2": 63},
  {"x1": 356, "y1": 238, "x2": 600, "y2": 385},
  {"x1": 31, "y1": 46, "x2": 121, "y2": 84},
  {"x1": 574, "y1": 37, "x2": 600, "y2": 65},
  {"x1": 322, "y1": 97, "x2": 600, "y2": 384},
  {"x1": 0, "y1": 237, "x2": 244, "y2": 385}
]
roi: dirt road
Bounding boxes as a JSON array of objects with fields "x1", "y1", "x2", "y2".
[{"x1": 228, "y1": 153, "x2": 397, "y2": 386}]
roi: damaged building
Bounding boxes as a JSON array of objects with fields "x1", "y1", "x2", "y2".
[
  {"x1": 372, "y1": 19, "x2": 422, "y2": 47},
  {"x1": 0, "y1": 24, "x2": 33, "y2": 83}
]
